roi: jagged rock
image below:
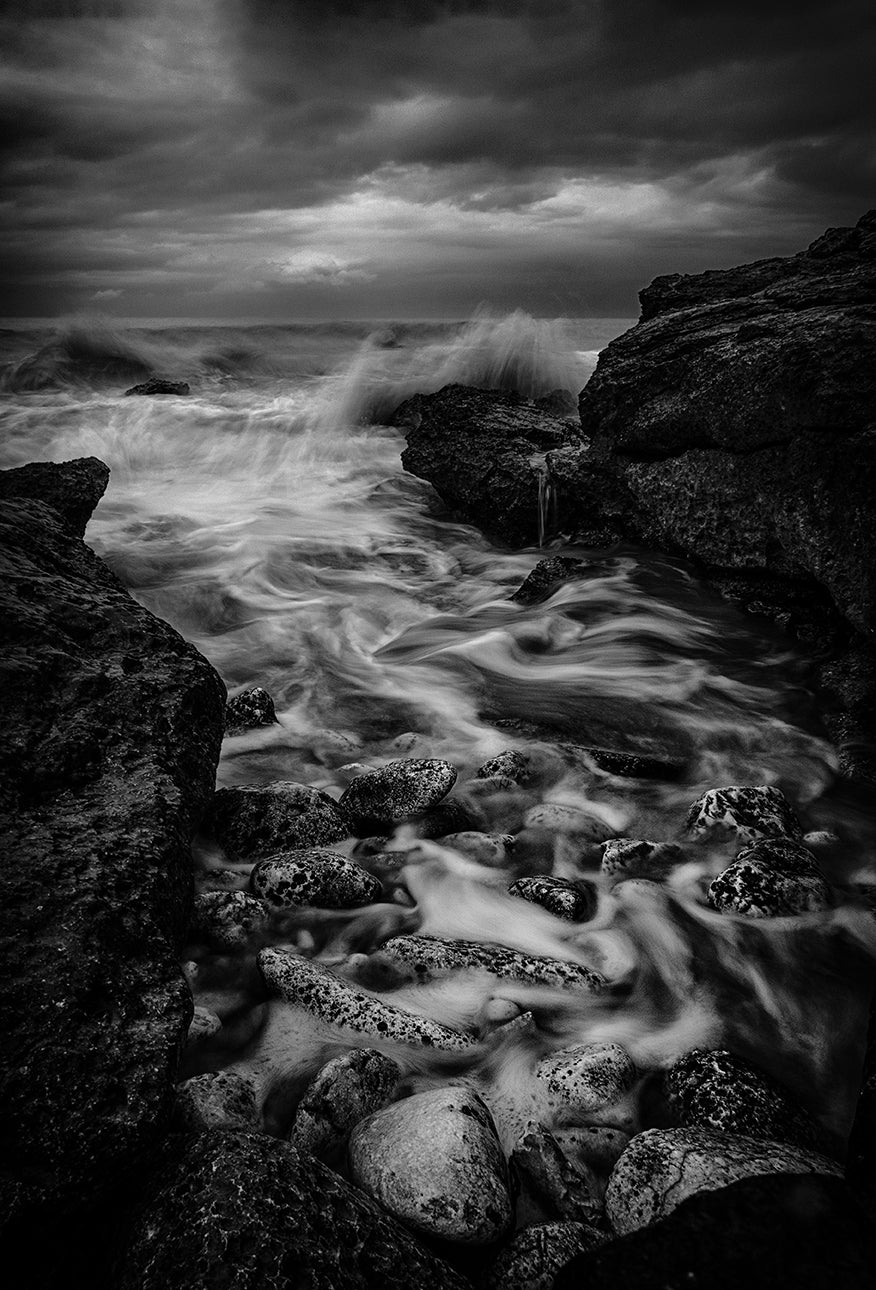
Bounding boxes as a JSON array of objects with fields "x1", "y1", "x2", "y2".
[
  {"x1": 119, "y1": 1129, "x2": 469, "y2": 1288},
  {"x1": 605, "y1": 1127, "x2": 842, "y2": 1235},
  {"x1": 288, "y1": 1049, "x2": 401, "y2": 1160},
  {"x1": 208, "y1": 781, "x2": 349, "y2": 860},
  {"x1": 250, "y1": 848, "x2": 382, "y2": 909},
  {"x1": 339, "y1": 758, "x2": 457, "y2": 831},
  {"x1": 665, "y1": 1049, "x2": 820, "y2": 1148},
  {"x1": 484, "y1": 1221, "x2": 605, "y2": 1290},
  {"x1": 257, "y1": 948, "x2": 474, "y2": 1051},
  {"x1": 511, "y1": 1125, "x2": 603, "y2": 1225},
  {"x1": 224, "y1": 685, "x2": 277, "y2": 734},
  {"x1": 348, "y1": 1087, "x2": 514, "y2": 1244},
  {"x1": 0, "y1": 459, "x2": 225, "y2": 1253},
  {"x1": 186, "y1": 1007, "x2": 222, "y2": 1044},
  {"x1": 508, "y1": 875, "x2": 597, "y2": 921},
  {"x1": 380, "y1": 934, "x2": 605, "y2": 991},
  {"x1": 600, "y1": 838, "x2": 685, "y2": 881},
  {"x1": 536, "y1": 1043, "x2": 637, "y2": 1116},
  {"x1": 475, "y1": 749, "x2": 529, "y2": 782},
  {"x1": 174, "y1": 1071, "x2": 258, "y2": 1133},
  {"x1": 189, "y1": 890, "x2": 267, "y2": 948},
  {"x1": 686, "y1": 784, "x2": 802, "y2": 842},
  {"x1": 708, "y1": 838, "x2": 832, "y2": 917},
  {"x1": 438, "y1": 831, "x2": 514, "y2": 865},
  {"x1": 510, "y1": 557, "x2": 592, "y2": 605},
  {"x1": 124, "y1": 378, "x2": 190, "y2": 395},
  {"x1": 524, "y1": 801, "x2": 611, "y2": 842},
  {"x1": 553, "y1": 1126, "x2": 631, "y2": 1175}
]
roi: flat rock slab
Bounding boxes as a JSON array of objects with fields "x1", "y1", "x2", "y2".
[
  {"x1": 289, "y1": 1049, "x2": 401, "y2": 1160},
  {"x1": 381, "y1": 934, "x2": 605, "y2": 991},
  {"x1": 708, "y1": 837, "x2": 832, "y2": 917},
  {"x1": 258, "y1": 948, "x2": 475, "y2": 1051},
  {"x1": 509, "y1": 875, "x2": 597, "y2": 921},
  {"x1": 119, "y1": 1129, "x2": 469, "y2": 1289},
  {"x1": 605, "y1": 1127, "x2": 842, "y2": 1235},
  {"x1": 686, "y1": 785, "x2": 802, "y2": 843},
  {"x1": 484, "y1": 1221, "x2": 605, "y2": 1290},
  {"x1": 250, "y1": 848, "x2": 382, "y2": 909},
  {"x1": 536, "y1": 1043, "x2": 637, "y2": 1116},
  {"x1": 339, "y1": 758, "x2": 457, "y2": 831},
  {"x1": 349, "y1": 1087, "x2": 514, "y2": 1244},
  {"x1": 209, "y1": 781, "x2": 350, "y2": 860}
]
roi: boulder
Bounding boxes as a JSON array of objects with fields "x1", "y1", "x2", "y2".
[
  {"x1": 348, "y1": 1087, "x2": 514, "y2": 1244},
  {"x1": 604, "y1": 1127, "x2": 842, "y2": 1235},
  {"x1": 224, "y1": 685, "x2": 277, "y2": 734},
  {"x1": 174, "y1": 1071, "x2": 259, "y2": 1133},
  {"x1": 508, "y1": 875, "x2": 597, "y2": 921},
  {"x1": 686, "y1": 784, "x2": 802, "y2": 842},
  {"x1": 288, "y1": 1049, "x2": 401, "y2": 1161},
  {"x1": 339, "y1": 758, "x2": 457, "y2": 832},
  {"x1": 188, "y1": 890, "x2": 267, "y2": 949},
  {"x1": 380, "y1": 934, "x2": 604, "y2": 991},
  {"x1": 484, "y1": 1221, "x2": 604, "y2": 1290},
  {"x1": 536, "y1": 1043, "x2": 637, "y2": 1118},
  {"x1": 475, "y1": 749, "x2": 530, "y2": 782},
  {"x1": 708, "y1": 838, "x2": 832, "y2": 917},
  {"x1": 600, "y1": 838, "x2": 685, "y2": 881},
  {"x1": 250, "y1": 848, "x2": 382, "y2": 909},
  {"x1": 208, "y1": 781, "x2": 349, "y2": 860}
]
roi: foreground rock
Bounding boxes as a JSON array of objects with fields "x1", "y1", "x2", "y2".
[
  {"x1": 288, "y1": 1049, "x2": 401, "y2": 1161},
  {"x1": 339, "y1": 757, "x2": 457, "y2": 832},
  {"x1": 708, "y1": 838, "x2": 831, "y2": 918},
  {"x1": 380, "y1": 934, "x2": 604, "y2": 990},
  {"x1": 119, "y1": 1129, "x2": 469, "y2": 1288},
  {"x1": 250, "y1": 848, "x2": 382, "y2": 909},
  {"x1": 0, "y1": 458, "x2": 225, "y2": 1267},
  {"x1": 208, "y1": 781, "x2": 349, "y2": 859},
  {"x1": 348, "y1": 1087, "x2": 514, "y2": 1244},
  {"x1": 605, "y1": 1127, "x2": 842, "y2": 1234}
]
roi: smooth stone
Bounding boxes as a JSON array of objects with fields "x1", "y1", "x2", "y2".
[
  {"x1": 665, "y1": 1048, "x2": 821, "y2": 1149},
  {"x1": 288, "y1": 1049, "x2": 401, "y2": 1160},
  {"x1": 604, "y1": 1127, "x2": 843, "y2": 1235},
  {"x1": 708, "y1": 838, "x2": 832, "y2": 917},
  {"x1": 438, "y1": 831, "x2": 514, "y2": 865},
  {"x1": 348, "y1": 1087, "x2": 514, "y2": 1244},
  {"x1": 224, "y1": 686, "x2": 277, "y2": 735},
  {"x1": 186, "y1": 1007, "x2": 222, "y2": 1044},
  {"x1": 686, "y1": 785, "x2": 802, "y2": 842},
  {"x1": 189, "y1": 890, "x2": 267, "y2": 949},
  {"x1": 209, "y1": 781, "x2": 349, "y2": 861},
  {"x1": 339, "y1": 758, "x2": 457, "y2": 829},
  {"x1": 257, "y1": 948, "x2": 474, "y2": 1051},
  {"x1": 476, "y1": 749, "x2": 530, "y2": 782},
  {"x1": 380, "y1": 934, "x2": 605, "y2": 991},
  {"x1": 484, "y1": 1221, "x2": 605, "y2": 1290},
  {"x1": 250, "y1": 848, "x2": 382, "y2": 909},
  {"x1": 600, "y1": 838, "x2": 685, "y2": 881},
  {"x1": 553, "y1": 1125, "x2": 632, "y2": 1175},
  {"x1": 509, "y1": 875, "x2": 597, "y2": 921},
  {"x1": 174, "y1": 1071, "x2": 258, "y2": 1132},
  {"x1": 536, "y1": 1042, "x2": 637, "y2": 1115},
  {"x1": 525, "y1": 802, "x2": 611, "y2": 841},
  {"x1": 511, "y1": 1125, "x2": 603, "y2": 1225}
]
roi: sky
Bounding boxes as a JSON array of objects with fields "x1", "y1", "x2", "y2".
[{"x1": 1, "y1": 0, "x2": 874, "y2": 320}]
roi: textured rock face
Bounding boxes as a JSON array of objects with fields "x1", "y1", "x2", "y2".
[
  {"x1": 0, "y1": 461, "x2": 225, "y2": 1240},
  {"x1": 348, "y1": 1087, "x2": 514, "y2": 1244},
  {"x1": 119, "y1": 1129, "x2": 470, "y2": 1289}
]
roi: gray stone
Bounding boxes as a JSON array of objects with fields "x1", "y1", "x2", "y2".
[
  {"x1": 508, "y1": 875, "x2": 597, "y2": 921},
  {"x1": 410, "y1": 795, "x2": 488, "y2": 838},
  {"x1": 510, "y1": 557, "x2": 592, "y2": 605},
  {"x1": 536, "y1": 1042, "x2": 637, "y2": 1115},
  {"x1": 438, "y1": 831, "x2": 514, "y2": 865},
  {"x1": 339, "y1": 758, "x2": 457, "y2": 830},
  {"x1": 186, "y1": 1006, "x2": 222, "y2": 1044},
  {"x1": 464, "y1": 773, "x2": 521, "y2": 795},
  {"x1": 553, "y1": 1125, "x2": 632, "y2": 1175},
  {"x1": 224, "y1": 685, "x2": 277, "y2": 735},
  {"x1": 189, "y1": 890, "x2": 267, "y2": 949},
  {"x1": 174, "y1": 1071, "x2": 258, "y2": 1133},
  {"x1": 600, "y1": 838, "x2": 685, "y2": 881},
  {"x1": 208, "y1": 781, "x2": 349, "y2": 861},
  {"x1": 250, "y1": 848, "x2": 382, "y2": 909},
  {"x1": 605, "y1": 1127, "x2": 843, "y2": 1235},
  {"x1": 348, "y1": 1087, "x2": 514, "y2": 1244},
  {"x1": 257, "y1": 948, "x2": 474, "y2": 1051},
  {"x1": 380, "y1": 934, "x2": 605, "y2": 991},
  {"x1": 524, "y1": 801, "x2": 612, "y2": 842},
  {"x1": 289, "y1": 1049, "x2": 401, "y2": 1160},
  {"x1": 511, "y1": 1125, "x2": 603, "y2": 1225},
  {"x1": 686, "y1": 785, "x2": 802, "y2": 843},
  {"x1": 708, "y1": 838, "x2": 832, "y2": 917},
  {"x1": 484, "y1": 1221, "x2": 605, "y2": 1290},
  {"x1": 476, "y1": 749, "x2": 530, "y2": 781}
]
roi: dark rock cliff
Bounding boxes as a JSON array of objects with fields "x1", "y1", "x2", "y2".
[{"x1": 0, "y1": 458, "x2": 226, "y2": 1282}]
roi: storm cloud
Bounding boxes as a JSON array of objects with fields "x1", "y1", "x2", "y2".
[{"x1": 1, "y1": 0, "x2": 873, "y2": 317}]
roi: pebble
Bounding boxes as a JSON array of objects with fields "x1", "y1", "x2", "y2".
[
  {"x1": 665, "y1": 1048, "x2": 820, "y2": 1148},
  {"x1": 553, "y1": 1125, "x2": 632, "y2": 1175},
  {"x1": 484, "y1": 1222, "x2": 605, "y2": 1290},
  {"x1": 509, "y1": 875, "x2": 597, "y2": 921},
  {"x1": 380, "y1": 934, "x2": 605, "y2": 991},
  {"x1": 476, "y1": 749, "x2": 530, "y2": 783},
  {"x1": 224, "y1": 686, "x2": 277, "y2": 735},
  {"x1": 257, "y1": 948, "x2": 475, "y2": 1051},
  {"x1": 511, "y1": 1125, "x2": 603, "y2": 1225},
  {"x1": 208, "y1": 781, "x2": 349, "y2": 861},
  {"x1": 686, "y1": 785, "x2": 802, "y2": 843},
  {"x1": 250, "y1": 848, "x2": 382, "y2": 909},
  {"x1": 438, "y1": 831, "x2": 514, "y2": 865},
  {"x1": 600, "y1": 838, "x2": 684, "y2": 882},
  {"x1": 536, "y1": 1042, "x2": 637, "y2": 1116},
  {"x1": 525, "y1": 802, "x2": 611, "y2": 842},
  {"x1": 604, "y1": 1127, "x2": 842, "y2": 1235},
  {"x1": 174, "y1": 1071, "x2": 258, "y2": 1132},
  {"x1": 189, "y1": 890, "x2": 267, "y2": 949},
  {"x1": 348, "y1": 1087, "x2": 514, "y2": 1244},
  {"x1": 339, "y1": 758, "x2": 457, "y2": 830},
  {"x1": 186, "y1": 1006, "x2": 221, "y2": 1045},
  {"x1": 708, "y1": 838, "x2": 832, "y2": 917},
  {"x1": 288, "y1": 1048, "x2": 401, "y2": 1160}
]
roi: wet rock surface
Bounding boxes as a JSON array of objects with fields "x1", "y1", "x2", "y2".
[
  {"x1": 250, "y1": 848, "x2": 382, "y2": 909},
  {"x1": 600, "y1": 837, "x2": 684, "y2": 881},
  {"x1": 124, "y1": 378, "x2": 190, "y2": 396},
  {"x1": 381, "y1": 934, "x2": 604, "y2": 990},
  {"x1": 511, "y1": 1125, "x2": 603, "y2": 1225},
  {"x1": 289, "y1": 1049, "x2": 401, "y2": 1161},
  {"x1": 348, "y1": 1086, "x2": 514, "y2": 1244},
  {"x1": 189, "y1": 889, "x2": 267, "y2": 949},
  {"x1": 508, "y1": 874, "x2": 597, "y2": 921},
  {"x1": 475, "y1": 749, "x2": 529, "y2": 782},
  {"x1": 339, "y1": 757, "x2": 457, "y2": 830},
  {"x1": 510, "y1": 556, "x2": 593, "y2": 605},
  {"x1": 484, "y1": 1221, "x2": 604, "y2": 1290},
  {"x1": 709, "y1": 838, "x2": 832, "y2": 917},
  {"x1": 208, "y1": 780, "x2": 350, "y2": 860},
  {"x1": 686, "y1": 784, "x2": 802, "y2": 842},
  {"x1": 224, "y1": 685, "x2": 277, "y2": 734},
  {"x1": 439, "y1": 831, "x2": 514, "y2": 865},
  {"x1": 174, "y1": 1071, "x2": 258, "y2": 1133},
  {"x1": 553, "y1": 1125, "x2": 631, "y2": 1176},
  {"x1": 537, "y1": 1043, "x2": 637, "y2": 1116}
]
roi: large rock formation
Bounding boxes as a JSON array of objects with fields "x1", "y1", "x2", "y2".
[{"x1": 0, "y1": 458, "x2": 225, "y2": 1281}]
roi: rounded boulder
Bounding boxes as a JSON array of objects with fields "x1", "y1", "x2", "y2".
[
  {"x1": 250, "y1": 848, "x2": 382, "y2": 909},
  {"x1": 340, "y1": 758, "x2": 457, "y2": 830}
]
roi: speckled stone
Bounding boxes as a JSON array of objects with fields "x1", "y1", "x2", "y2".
[
  {"x1": 476, "y1": 749, "x2": 529, "y2": 783},
  {"x1": 380, "y1": 934, "x2": 605, "y2": 991},
  {"x1": 257, "y1": 948, "x2": 474, "y2": 1051},
  {"x1": 509, "y1": 875, "x2": 597, "y2": 921},
  {"x1": 511, "y1": 1125, "x2": 603, "y2": 1225},
  {"x1": 536, "y1": 1043, "x2": 637, "y2": 1115},
  {"x1": 524, "y1": 802, "x2": 611, "y2": 841},
  {"x1": 484, "y1": 1222, "x2": 605, "y2": 1290},
  {"x1": 605, "y1": 1127, "x2": 842, "y2": 1235},
  {"x1": 686, "y1": 785, "x2": 802, "y2": 843},
  {"x1": 553, "y1": 1126, "x2": 632, "y2": 1175},
  {"x1": 600, "y1": 838, "x2": 684, "y2": 881},
  {"x1": 209, "y1": 781, "x2": 349, "y2": 861},
  {"x1": 250, "y1": 848, "x2": 382, "y2": 909},
  {"x1": 189, "y1": 890, "x2": 267, "y2": 949},
  {"x1": 174, "y1": 1071, "x2": 258, "y2": 1133},
  {"x1": 348, "y1": 1087, "x2": 514, "y2": 1244},
  {"x1": 708, "y1": 838, "x2": 831, "y2": 917},
  {"x1": 186, "y1": 1006, "x2": 221, "y2": 1045},
  {"x1": 119, "y1": 1129, "x2": 470, "y2": 1289},
  {"x1": 224, "y1": 686, "x2": 277, "y2": 735},
  {"x1": 665, "y1": 1049, "x2": 820, "y2": 1148},
  {"x1": 288, "y1": 1049, "x2": 401, "y2": 1160},
  {"x1": 438, "y1": 831, "x2": 514, "y2": 865},
  {"x1": 339, "y1": 758, "x2": 457, "y2": 830}
]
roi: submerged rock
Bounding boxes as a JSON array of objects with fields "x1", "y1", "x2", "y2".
[
  {"x1": 708, "y1": 838, "x2": 831, "y2": 917},
  {"x1": 289, "y1": 1049, "x2": 401, "y2": 1161},
  {"x1": 600, "y1": 838, "x2": 685, "y2": 881},
  {"x1": 508, "y1": 875, "x2": 597, "y2": 921},
  {"x1": 536, "y1": 1042, "x2": 637, "y2": 1116},
  {"x1": 224, "y1": 685, "x2": 277, "y2": 734},
  {"x1": 485, "y1": 1221, "x2": 605, "y2": 1290},
  {"x1": 686, "y1": 784, "x2": 802, "y2": 843},
  {"x1": 380, "y1": 934, "x2": 605, "y2": 991},
  {"x1": 339, "y1": 758, "x2": 457, "y2": 831},
  {"x1": 605, "y1": 1127, "x2": 842, "y2": 1235},
  {"x1": 438, "y1": 830, "x2": 514, "y2": 865},
  {"x1": 124, "y1": 378, "x2": 190, "y2": 395},
  {"x1": 511, "y1": 1125, "x2": 603, "y2": 1225},
  {"x1": 524, "y1": 801, "x2": 611, "y2": 842},
  {"x1": 476, "y1": 748, "x2": 530, "y2": 782},
  {"x1": 510, "y1": 557, "x2": 592, "y2": 605},
  {"x1": 250, "y1": 848, "x2": 382, "y2": 909},
  {"x1": 348, "y1": 1087, "x2": 514, "y2": 1244},
  {"x1": 584, "y1": 746, "x2": 686, "y2": 780},
  {"x1": 257, "y1": 948, "x2": 474, "y2": 1050},
  {"x1": 174, "y1": 1071, "x2": 258, "y2": 1133},
  {"x1": 208, "y1": 781, "x2": 349, "y2": 860},
  {"x1": 189, "y1": 889, "x2": 267, "y2": 949}
]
